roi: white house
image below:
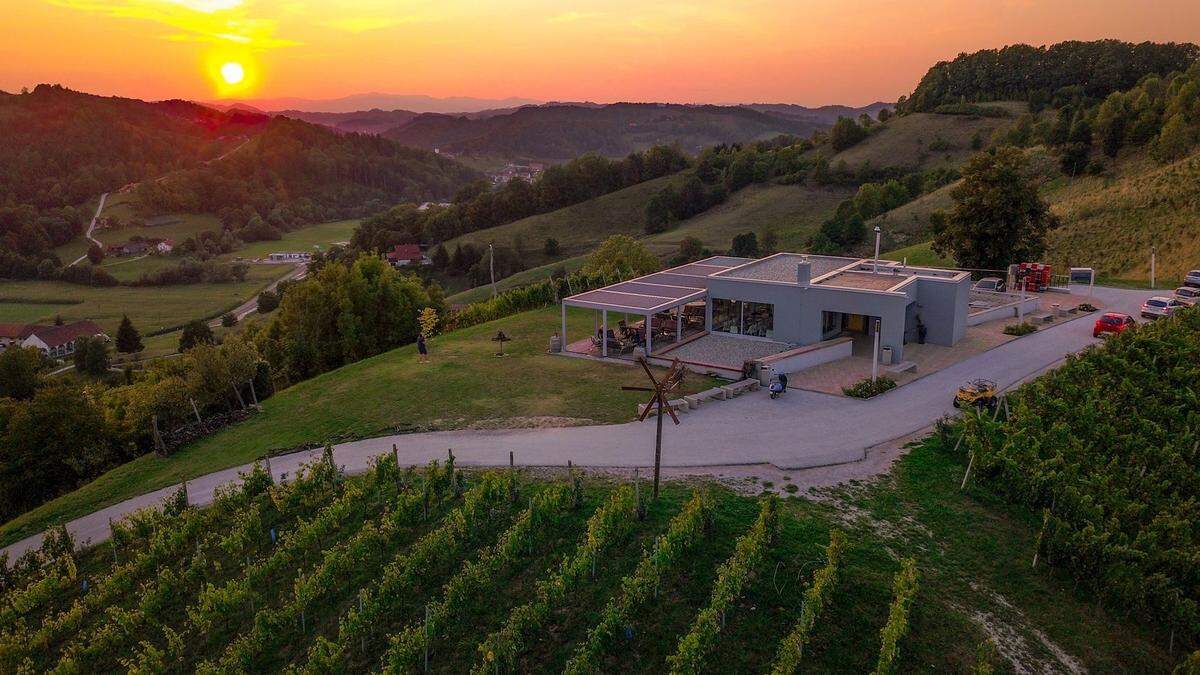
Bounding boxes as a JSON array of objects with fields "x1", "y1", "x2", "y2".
[{"x1": 17, "y1": 321, "x2": 108, "y2": 358}]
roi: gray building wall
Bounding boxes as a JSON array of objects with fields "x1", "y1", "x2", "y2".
[{"x1": 703, "y1": 272, "x2": 970, "y2": 362}]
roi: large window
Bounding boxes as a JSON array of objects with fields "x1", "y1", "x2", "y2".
[{"x1": 711, "y1": 298, "x2": 774, "y2": 338}]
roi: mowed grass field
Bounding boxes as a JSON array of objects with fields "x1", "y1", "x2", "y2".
[
  {"x1": 0, "y1": 264, "x2": 291, "y2": 335},
  {"x1": 881, "y1": 240, "x2": 953, "y2": 267},
  {"x1": 4, "y1": 441, "x2": 1171, "y2": 672},
  {"x1": 0, "y1": 305, "x2": 721, "y2": 547},
  {"x1": 645, "y1": 182, "x2": 854, "y2": 255},
  {"x1": 221, "y1": 219, "x2": 360, "y2": 260}
]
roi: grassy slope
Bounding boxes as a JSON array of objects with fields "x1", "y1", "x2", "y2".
[
  {"x1": 880, "y1": 240, "x2": 953, "y2": 267},
  {"x1": 645, "y1": 182, "x2": 855, "y2": 255},
  {"x1": 443, "y1": 173, "x2": 690, "y2": 265},
  {"x1": 221, "y1": 219, "x2": 359, "y2": 260},
  {"x1": 829, "y1": 104, "x2": 1024, "y2": 172},
  {"x1": 1045, "y1": 148, "x2": 1200, "y2": 282},
  {"x1": 0, "y1": 305, "x2": 721, "y2": 547}
]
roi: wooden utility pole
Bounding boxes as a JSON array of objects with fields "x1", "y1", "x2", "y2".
[{"x1": 621, "y1": 357, "x2": 685, "y2": 499}]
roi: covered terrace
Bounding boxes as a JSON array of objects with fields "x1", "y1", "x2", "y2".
[{"x1": 560, "y1": 257, "x2": 748, "y2": 358}]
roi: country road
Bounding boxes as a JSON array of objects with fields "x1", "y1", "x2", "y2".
[
  {"x1": 207, "y1": 262, "x2": 308, "y2": 327},
  {"x1": 66, "y1": 192, "x2": 108, "y2": 267},
  {"x1": 0, "y1": 285, "x2": 1155, "y2": 563}
]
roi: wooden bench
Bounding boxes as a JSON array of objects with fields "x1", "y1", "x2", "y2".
[
  {"x1": 684, "y1": 387, "x2": 728, "y2": 408},
  {"x1": 720, "y1": 379, "x2": 760, "y2": 398},
  {"x1": 638, "y1": 399, "x2": 691, "y2": 417}
]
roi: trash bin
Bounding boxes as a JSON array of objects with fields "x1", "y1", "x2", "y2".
[
  {"x1": 880, "y1": 346, "x2": 893, "y2": 366},
  {"x1": 549, "y1": 334, "x2": 562, "y2": 353}
]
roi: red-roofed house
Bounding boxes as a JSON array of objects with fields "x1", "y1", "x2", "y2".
[
  {"x1": 385, "y1": 244, "x2": 431, "y2": 267},
  {"x1": 0, "y1": 324, "x2": 27, "y2": 350},
  {"x1": 19, "y1": 321, "x2": 108, "y2": 358}
]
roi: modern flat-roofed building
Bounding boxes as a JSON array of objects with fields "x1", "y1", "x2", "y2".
[{"x1": 561, "y1": 253, "x2": 970, "y2": 367}]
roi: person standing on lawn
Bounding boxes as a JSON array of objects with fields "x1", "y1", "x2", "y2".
[{"x1": 417, "y1": 332, "x2": 429, "y2": 363}]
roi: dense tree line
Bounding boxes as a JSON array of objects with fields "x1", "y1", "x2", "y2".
[
  {"x1": 245, "y1": 254, "x2": 438, "y2": 384},
  {"x1": 902, "y1": 40, "x2": 1198, "y2": 113},
  {"x1": 0, "y1": 336, "x2": 272, "y2": 520},
  {"x1": 809, "y1": 168, "x2": 959, "y2": 253},
  {"x1": 352, "y1": 145, "x2": 690, "y2": 253}
]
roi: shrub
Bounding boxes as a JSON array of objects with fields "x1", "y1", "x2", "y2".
[
  {"x1": 843, "y1": 376, "x2": 897, "y2": 399},
  {"x1": 220, "y1": 312, "x2": 237, "y2": 328},
  {"x1": 1002, "y1": 322, "x2": 1037, "y2": 336}
]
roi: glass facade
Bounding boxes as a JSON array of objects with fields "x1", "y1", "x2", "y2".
[{"x1": 711, "y1": 298, "x2": 774, "y2": 338}]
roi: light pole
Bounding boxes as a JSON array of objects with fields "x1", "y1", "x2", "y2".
[
  {"x1": 873, "y1": 225, "x2": 882, "y2": 273},
  {"x1": 871, "y1": 318, "x2": 881, "y2": 383},
  {"x1": 1150, "y1": 245, "x2": 1156, "y2": 289},
  {"x1": 488, "y1": 244, "x2": 497, "y2": 298}
]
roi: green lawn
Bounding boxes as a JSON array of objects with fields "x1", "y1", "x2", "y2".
[
  {"x1": 221, "y1": 219, "x2": 360, "y2": 261},
  {"x1": 445, "y1": 254, "x2": 589, "y2": 305},
  {"x1": 0, "y1": 264, "x2": 292, "y2": 335},
  {"x1": 881, "y1": 240, "x2": 954, "y2": 267},
  {"x1": 0, "y1": 305, "x2": 722, "y2": 548}
]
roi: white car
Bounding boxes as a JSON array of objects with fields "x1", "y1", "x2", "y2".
[
  {"x1": 1141, "y1": 296, "x2": 1185, "y2": 319},
  {"x1": 1185, "y1": 270, "x2": 1200, "y2": 289},
  {"x1": 1174, "y1": 286, "x2": 1200, "y2": 307}
]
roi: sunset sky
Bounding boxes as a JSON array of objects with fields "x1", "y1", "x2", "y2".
[{"x1": 3, "y1": 0, "x2": 1198, "y2": 107}]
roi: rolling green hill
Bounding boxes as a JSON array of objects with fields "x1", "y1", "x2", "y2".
[
  {"x1": 827, "y1": 104, "x2": 1024, "y2": 172},
  {"x1": 1045, "y1": 148, "x2": 1200, "y2": 281}
]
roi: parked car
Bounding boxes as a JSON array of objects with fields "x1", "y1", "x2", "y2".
[
  {"x1": 1174, "y1": 286, "x2": 1200, "y2": 306},
  {"x1": 1141, "y1": 296, "x2": 1185, "y2": 319},
  {"x1": 973, "y1": 277, "x2": 1005, "y2": 293},
  {"x1": 1093, "y1": 312, "x2": 1135, "y2": 338},
  {"x1": 1184, "y1": 270, "x2": 1200, "y2": 288}
]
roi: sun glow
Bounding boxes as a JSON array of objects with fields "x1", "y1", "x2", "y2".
[{"x1": 220, "y1": 61, "x2": 244, "y2": 84}]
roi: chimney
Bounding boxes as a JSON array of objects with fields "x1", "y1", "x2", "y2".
[{"x1": 796, "y1": 258, "x2": 811, "y2": 287}]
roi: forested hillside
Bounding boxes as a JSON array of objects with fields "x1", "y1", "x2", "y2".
[
  {"x1": 902, "y1": 40, "x2": 1198, "y2": 112},
  {"x1": 383, "y1": 103, "x2": 825, "y2": 162},
  {"x1": 0, "y1": 86, "x2": 481, "y2": 283}
]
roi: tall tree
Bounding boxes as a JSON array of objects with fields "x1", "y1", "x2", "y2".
[
  {"x1": 0, "y1": 347, "x2": 44, "y2": 400},
  {"x1": 73, "y1": 336, "x2": 110, "y2": 377},
  {"x1": 115, "y1": 315, "x2": 143, "y2": 354},
  {"x1": 178, "y1": 320, "x2": 214, "y2": 352},
  {"x1": 583, "y1": 235, "x2": 660, "y2": 277},
  {"x1": 932, "y1": 147, "x2": 1058, "y2": 270}
]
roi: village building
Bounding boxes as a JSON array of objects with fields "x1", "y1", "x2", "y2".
[
  {"x1": 4, "y1": 320, "x2": 108, "y2": 358},
  {"x1": 385, "y1": 244, "x2": 431, "y2": 267},
  {"x1": 268, "y1": 251, "x2": 313, "y2": 262}
]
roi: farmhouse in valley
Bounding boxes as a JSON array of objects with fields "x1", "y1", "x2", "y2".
[
  {"x1": 0, "y1": 320, "x2": 108, "y2": 358},
  {"x1": 386, "y1": 243, "x2": 431, "y2": 267}
]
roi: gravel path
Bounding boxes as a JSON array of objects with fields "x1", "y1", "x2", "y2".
[{"x1": 2, "y1": 286, "x2": 1151, "y2": 562}]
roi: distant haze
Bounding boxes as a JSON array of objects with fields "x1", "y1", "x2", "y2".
[{"x1": 221, "y1": 93, "x2": 542, "y2": 114}]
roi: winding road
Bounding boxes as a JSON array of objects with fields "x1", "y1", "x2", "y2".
[
  {"x1": 1, "y1": 286, "x2": 1152, "y2": 562},
  {"x1": 66, "y1": 192, "x2": 108, "y2": 267}
]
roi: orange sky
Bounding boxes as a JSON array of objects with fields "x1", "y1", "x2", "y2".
[{"x1": 2, "y1": 1, "x2": 1198, "y2": 106}]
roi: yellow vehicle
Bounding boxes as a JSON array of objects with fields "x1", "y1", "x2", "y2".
[{"x1": 954, "y1": 378, "x2": 997, "y2": 409}]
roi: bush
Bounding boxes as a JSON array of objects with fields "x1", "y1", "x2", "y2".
[
  {"x1": 257, "y1": 289, "x2": 279, "y2": 314},
  {"x1": 1002, "y1": 322, "x2": 1037, "y2": 336},
  {"x1": 843, "y1": 376, "x2": 897, "y2": 399},
  {"x1": 221, "y1": 312, "x2": 237, "y2": 328}
]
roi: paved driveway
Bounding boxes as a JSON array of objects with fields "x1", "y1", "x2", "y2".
[{"x1": 2, "y1": 286, "x2": 1150, "y2": 562}]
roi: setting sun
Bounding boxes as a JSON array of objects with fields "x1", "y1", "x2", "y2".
[{"x1": 220, "y1": 62, "x2": 244, "y2": 85}]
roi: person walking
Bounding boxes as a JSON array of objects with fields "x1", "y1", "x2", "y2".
[{"x1": 417, "y1": 332, "x2": 429, "y2": 363}]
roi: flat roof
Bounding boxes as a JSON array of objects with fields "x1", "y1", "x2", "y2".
[
  {"x1": 715, "y1": 253, "x2": 859, "y2": 282},
  {"x1": 563, "y1": 256, "x2": 751, "y2": 314},
  {"x1": 817, "y1": 270, "x2": 907, "y2": 291}
]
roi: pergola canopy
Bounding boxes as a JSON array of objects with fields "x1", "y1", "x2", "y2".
[{"x1": 562, "y1": 257, "x2": 749, "y2": 314}]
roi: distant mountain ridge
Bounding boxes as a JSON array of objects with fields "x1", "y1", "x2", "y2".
[
  {"x1": 380, "y1": 102, "x2": 886, "y2": 162},
  {"x1": 218, "y1": 92, "x2": 542, "y2": 114}
]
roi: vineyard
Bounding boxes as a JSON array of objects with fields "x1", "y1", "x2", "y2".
[
  {"x1": 0, "y1": 449, "x2": 939, "y2": 674},
  {"x1": 951, "y1": 307, "x2": 1200, "y2": 656}
]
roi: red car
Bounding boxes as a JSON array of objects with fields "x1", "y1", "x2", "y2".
[{"x1": 1093, "y1": 312, "x2": 1135, "y2": 338}]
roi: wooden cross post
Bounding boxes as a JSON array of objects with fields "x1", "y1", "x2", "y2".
[{"x1": 621, "y1": 357, "x2": 685, "y2": 499}]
